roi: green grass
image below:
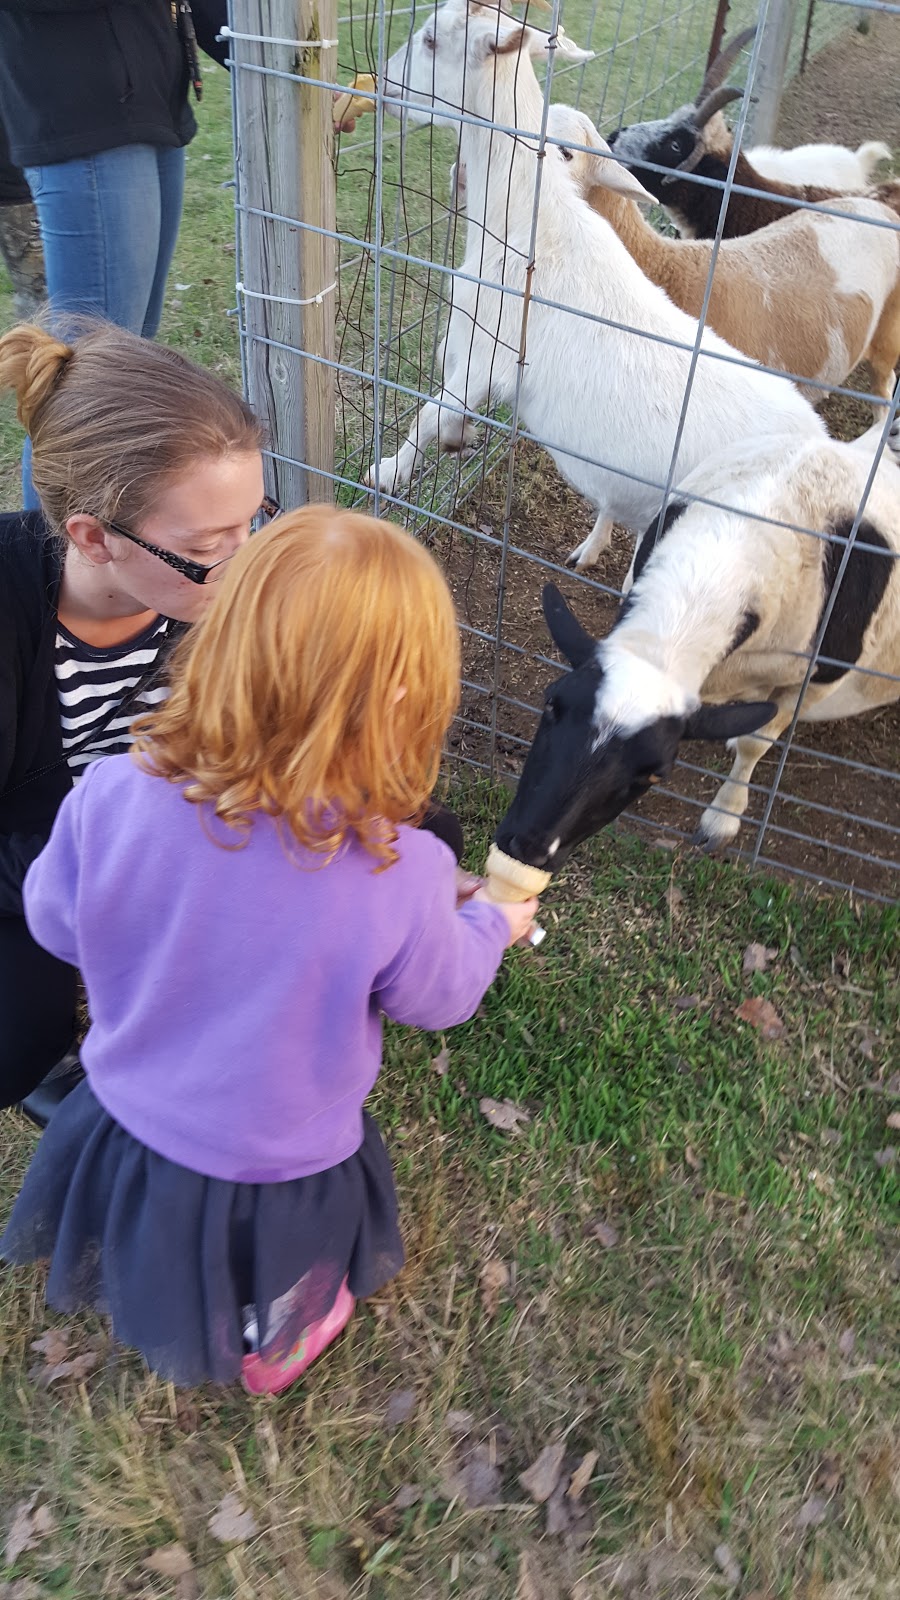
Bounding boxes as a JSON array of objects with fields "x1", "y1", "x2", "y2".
[{"x1": 1, "y1": 9, "x2": 897, "y2": 1597}]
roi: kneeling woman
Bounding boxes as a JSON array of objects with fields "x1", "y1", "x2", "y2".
[{"x1": 0, "y1": 323, "x2": 267, "y2": 1120}]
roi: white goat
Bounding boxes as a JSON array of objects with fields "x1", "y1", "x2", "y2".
[
  {"x1": 494, "y1": 432, "x2": 900, "y2": 866},
  {"x1": 367, "y1": 0, "x2": 825, "y2": 571},
  {"x1": 747, "y1": 140, "x2": 892, "y2": 191},
  {"x1": 548, "y1": 105, "x2": 900, "y2": 409}
]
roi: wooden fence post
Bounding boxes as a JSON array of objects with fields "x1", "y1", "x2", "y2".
[
  {"x1": 230, "y1": 0, "x2": 336, "y2": 507},
  {"x1": 744, "y1": 0, "x2": 796, "y2": 145}
]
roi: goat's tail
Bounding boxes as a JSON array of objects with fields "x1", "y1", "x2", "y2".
[{"x1": 857, "y1": 141, "x2": 893, "y2": 180}]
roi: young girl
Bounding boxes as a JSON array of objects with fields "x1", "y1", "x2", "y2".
[{"x1": 1, "y1": 508, "x2": 537, "y2": 1394}]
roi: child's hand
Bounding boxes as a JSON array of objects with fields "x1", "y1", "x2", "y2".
[
  {"x1": 472, "y1": 888, "x2": 539, "y2": 947},
  {"x1": 455, "y1": 867, "x2": 484, "y2": 906}
]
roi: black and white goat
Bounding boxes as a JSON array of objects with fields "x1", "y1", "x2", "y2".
[
  {"x1": 366, "y1": 0, "x2": 823, "y2": 569},
  {"x1": 495, "y1": 433, "x2": 900, "y2": 868}
]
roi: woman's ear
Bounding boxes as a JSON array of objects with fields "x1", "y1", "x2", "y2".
[{"x1": 64, "y1": 514, "x2": 116, "y2": 565}]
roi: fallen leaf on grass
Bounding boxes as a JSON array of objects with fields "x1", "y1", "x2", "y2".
[
  {"x1": 585, "y1": 1218, "x2": 619, "y2": 1249},
  {"x1": 479, "y1": 1259, "x2": 510, "y2": 1318},
  {"x1": 0, "y1": 1582, "x2": 46, "y2": 1600},
  {"x1": 143, "y1": 1543, "x2": 194, "y2": 1579},
  {"x1": 684, "y1": 1144, "x2": 702, "y2": 1172},
  {"x1": 735, "y1": 996, "x2": 785, "y2": 1040},
  {"x1": 821, "y1": 1128, "x2": 842, "y2": 1147},
  {"x1": 714, "y1": 1543, "x2": 742, "y2": 1587},
  {"x1": 515, "y1": 1550, "x2": 544, "y2": 1600},
  {"x1": 743, "y1": 942, "x2": 777, "y2": 974},
  {"x1": 886, "y1": 1112, "x2": 900, "y2": 1131},
  {"x1": 4, "y1": 1496, "x2": 55, "y2": 1565},
  {"x1": 207, "y1": 1492, "x2": 258, "y2": 1544},
  {"x1": 392, "y1": 1485, "x2": 422, "y2": 1510},
  {"x1": 30, "y1": 1329, "x2": 70, "y2": 1366},
  {"x1": 519, "y1": 1442, "x2": 566, "y2": 1504},
  {"x1": 874, "y1": 1146, "x2": 897, "y2": 1168},
  {"x1": 673, "y1": 993, "x2": 700, "y2": 1011},
  {"x1": 566, "y1": 1451, "x2": 598, "y2": 1502},
  {"x1": 441, "y1": 1444, "x2": 502, "y2": 1508},
  {"x1": 431, "y1": 1045, "x2": 450, "y2": 1077},
  {"x1": 664, "y1": 884, "x2": 684, "y2": 916},
  {"x1": 445, "y1": 1409, "x2": 474, "y2": 1436},
  {"x1": 479, "y1": 1096, "x2": 531, "y2": 1135},
  {"x1": 544, "y1": 1473, "x2": 593, "y2": 1545},
  {"x1": 29, "y1": 1327, "x2": 101, "y2": 1388},
  {"x1": 838, "y1": 1328, "x2": 856, "y2": 1359},
  {"x1": 384, "y1": 1388, "x2": 418, "y2": 1429},
  {"x1": 796, "y1": 1493, "x2": 829, "y2": 1529}
]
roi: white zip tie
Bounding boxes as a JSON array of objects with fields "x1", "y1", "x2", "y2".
[
  {"x1": 218, "y1": 26, "x2": 338, "y2": 49},
  {"x1": 237, "y1": 280, "x2": 337, "y2": 308}
]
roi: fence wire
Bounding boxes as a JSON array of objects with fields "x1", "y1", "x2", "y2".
[{"x1": 227, "y1": 0, "x2": 900, "y2": 903}]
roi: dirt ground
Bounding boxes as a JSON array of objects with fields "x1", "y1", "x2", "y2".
[{"x1": 440, "y1": 13, "x2": 900, "y2": 901}]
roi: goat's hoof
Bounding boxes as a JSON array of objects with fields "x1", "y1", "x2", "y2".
[
  {"x1": 566, "y1": 540, "x2": 596, "y2": 571},
  {"x1": 364, "y1": 461, "x2": 401, "y2": 495},
  {"x1": 693, "y1": 811, "x2": 741, "y2": 853}
]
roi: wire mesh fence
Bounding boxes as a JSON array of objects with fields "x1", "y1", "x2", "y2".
[{"x1": 226, "y1": 0, "x2": 900, "y2": 902}]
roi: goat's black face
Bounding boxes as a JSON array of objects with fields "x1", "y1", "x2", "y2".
[
  {"x1": 494, "y1": 585, "x2": 778, "y2": 873},
  {"x1": 607, "y1": 117, "x2": 699, "y2": 198}
]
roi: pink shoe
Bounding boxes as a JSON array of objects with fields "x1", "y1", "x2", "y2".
[{"x1": 241, "y1": 1281, "x2": 356, "y2": 1396}]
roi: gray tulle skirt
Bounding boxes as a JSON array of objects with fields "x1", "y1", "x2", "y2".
[{"x1": 1, "y1": 1082, "x2": 404, "y2": 1386}]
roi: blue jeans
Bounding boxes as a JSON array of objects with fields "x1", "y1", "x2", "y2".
[{"x1": 22, "y1": 142, "x2": 186, "y2": 507}]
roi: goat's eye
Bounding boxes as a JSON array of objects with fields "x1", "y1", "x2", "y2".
[
  {"x1": 423, "y1": 33, "x2": 435, "y2": 50},
  {"x1": 668, "y1": 137, "x2": 682, "y2": 153},
  {"x1": 543, "y1": 693, "x2": 560, "y2": 724},
  {"x1": 561, "y1": 147, "x2": 573, "y2": 163}
]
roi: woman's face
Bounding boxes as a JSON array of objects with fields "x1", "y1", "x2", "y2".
[{"x1": 69, "y1": 451, "x2": 267, "y2": 624}]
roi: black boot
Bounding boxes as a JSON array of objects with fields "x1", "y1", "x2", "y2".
[{"x1": 18, "y1": 1049, "x2": 84, "y2": 1130}]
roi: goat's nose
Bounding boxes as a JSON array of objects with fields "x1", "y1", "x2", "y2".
[{"x1": 504, "y1": 834, "x2": 551, "y2": 871}]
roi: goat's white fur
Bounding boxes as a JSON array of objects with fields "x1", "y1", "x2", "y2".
[
  {"x1": 747, "y1": 140, "x2": 892, "y2": 191},
  {"x1": 366, "y1": 0, "x2": 824, "y2": 570},
  {"x1": 599, "y1": 434, "x2": 900, "y2": 846},
  {"x1": 548, "y1": 106, "x2": 900, "y2": 411}
]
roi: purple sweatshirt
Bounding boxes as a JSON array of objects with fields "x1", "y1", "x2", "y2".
[{"x1": 24, "y1": 755, "x2": 509, "y2": 1182}]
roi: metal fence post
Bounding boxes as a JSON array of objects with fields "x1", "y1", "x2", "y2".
[
  {"x1": 230, "y1": 0, "x2": 336, "y2": 507},
  {"x1": 745, "y1": 0, "x2": 796, "y2": 143}
]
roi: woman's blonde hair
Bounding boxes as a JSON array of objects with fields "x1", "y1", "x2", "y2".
[
  {"x1": 133, "y1": 507, "x2": 461, "y2": 866},
  {"x1": 0, "y1": 320, "x2": 264, "y2": 536}
]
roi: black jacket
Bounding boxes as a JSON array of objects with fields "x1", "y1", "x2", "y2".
[
  {"x1": 0, "y1": 1, "x2": 198, "y2": 169},
  {"x1": 0, "y1": 513, "x2": 185, "y2": 917}
]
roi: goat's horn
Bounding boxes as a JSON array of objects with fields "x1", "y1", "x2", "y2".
[
  {"x1": 697, "y1": 25, "x2": 756, "y2": 99},
  {"x1": 694, "y1": 83, "x2": 743, "y2": 129}
]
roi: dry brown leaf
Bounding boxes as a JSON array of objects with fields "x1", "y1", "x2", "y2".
[
  {"x1": 822, "y1": 1127, "x2": 842, "y2": 1147},
  {"x1": 586, "y1": 1218, "x2": 619, "y2": 1249},
  {"x1": 664, "y1": 884, "x2": 684, "y2": 916},
  {"x1": 735, "y1": 996, "x2": 785, "y2": 1040},
  {"x1": 479, "y1": 1096, "x2": 531, "y2": 1135},
  {"x1": 519, "y1": 1442, "x2": 566, "y2": 1504},
  {"x1": 31, "y1": 1350, "x2": 100, "y2": 1389},
  {"x1": 516, "y1": 1550, "x2": 544, "y2": 1600},
  {"x1": 384, "y1": 1388, "x2": 418, "y2": 1429},
  {"x1": 441, "y1": 1444, "x2": 502, "y2": 1508},
  {"x1": 392, "y1": 1484, "x2": 422, "y2": 1510},
  {"x1": 886, "y1": 1112, "x2": 900, "y2": 1131},
  {"x1": 143, "y1": 1543, "x2": 194, "y2": 1579},
  {"x1": 838, "y1": 1328, "x2": 856, "y2": 1359},
  {"x1": 714, "y1": 1543, "x2": 742, "y2": 1587},
  {"x1": 566, "y1": 1451, "x2": 598, "y2": 1502},
  {"x1": 796, "y1": 1493, "x2": 829, "y2": 1529},
  {"x1": 743, "y1": 942, "x2": 777, "y2": 974},
  {"x1": 479, "y1": 1258, "x2": 511, "y2": 1318},
  {"x1": 543, "y1": 1474, "x2": 593, "y2": 1544},
  {"x1": 673, "y1": 993, "x2": 700, "y2": 1011},
  {"x1": 30, "y1": 1329, "x2": 70, "y2": 1366},
  {"x1": 431, "y1": 1045, "x2": 450, "y2": 1077},
  {"x1": 445, "y1": 1409, "x2": 474, "y2": 1436},
  {"x1": 4, "y1": 1496, "x2": 55, "y2": 1567},
  {"x1": 684, "y1": 1144, "x2": 701, "y2": 1172},
  {"x1": 207, "y1": 1492, "x2": 258, "y2": 1544}
]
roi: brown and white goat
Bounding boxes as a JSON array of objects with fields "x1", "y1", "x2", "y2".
[
  {"x1": 608, "y1": 27, "x2": 900, "y2": 239},
  {"x1": 549, "y1": 105, "x2": 900, "y2": 407}
]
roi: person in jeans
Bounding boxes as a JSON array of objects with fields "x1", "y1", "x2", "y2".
[
  {"x1": 0, "y1": 1, "x2": 227, "y2": 505},
  {"x1": 0, "y1": 119, "x2": 44, "y2": 321}
]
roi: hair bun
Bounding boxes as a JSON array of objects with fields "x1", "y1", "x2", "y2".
[{"x1": 0, "y1": 323, "x2": 75, "y2": 435}]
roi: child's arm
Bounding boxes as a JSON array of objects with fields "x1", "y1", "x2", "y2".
[
  {"x1": 21, "y1": 774, "x2": 89, "y2": 968},
  {"x1": 375, "y1": 839, "x2": 535, "y2": 1030}
]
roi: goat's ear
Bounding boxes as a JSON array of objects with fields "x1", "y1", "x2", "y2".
[
  {"x1": 683, "y1": 700, "x2": 777, "y2": 742},
  {"x1": 542, "y1": 583, "x2": 597, "y2": 667},
  {"x1": 527, "y1": 26, "x2": 595, "y2": 63},
  {"x1": 589, "y1": 149, "x2": 657, "y2": 205}
]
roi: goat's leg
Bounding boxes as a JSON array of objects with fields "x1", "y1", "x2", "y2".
[
  {"x1": 567, "y1": 514, "x2": 615, "y2": 571},
  {"x1": 694, "y1": 698, "x2": 796, "y2": 850},
  {"x1": 865, "y1": 279, "x2": 900, "y2": 413},
  {"x1": 365, "y1": 362, "x2": 490, "y2": 495}
]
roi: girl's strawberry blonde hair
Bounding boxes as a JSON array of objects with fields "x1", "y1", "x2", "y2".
[{"x1": 133, "y1": 507, "x2": 461, "y2": 866}]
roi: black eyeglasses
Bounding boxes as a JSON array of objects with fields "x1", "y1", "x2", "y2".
[{"x1": 99, "y1": 496, "x2": 282, "y2": 586}]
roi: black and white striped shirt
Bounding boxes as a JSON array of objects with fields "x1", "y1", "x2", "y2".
[{"x1": 55, "y1": 616, "x2": 171, "y2": 779}]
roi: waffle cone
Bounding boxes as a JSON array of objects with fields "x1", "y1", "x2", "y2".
[
  {"x1": 333, "y1": 74, "x2": 376, "y2": 124},
  {"x1": 482, "y1": 845, "x2": 551, "y2": 904}
]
